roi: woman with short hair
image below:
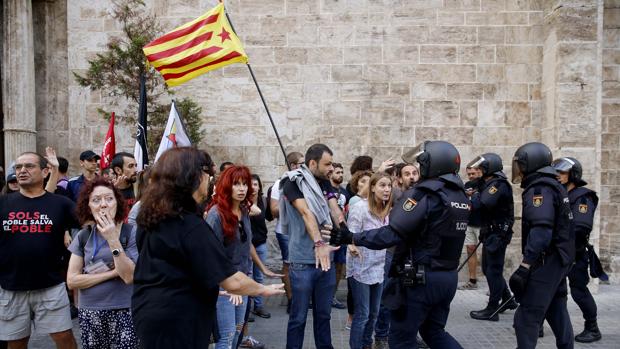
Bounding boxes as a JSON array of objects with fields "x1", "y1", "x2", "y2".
[{"x1": 67, "y1": 177, "x2": 139, "y2": 349}]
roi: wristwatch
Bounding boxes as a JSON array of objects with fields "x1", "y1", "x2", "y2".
[{"x1": 112, "y1": 248, "x2": 122, "y2": 257}]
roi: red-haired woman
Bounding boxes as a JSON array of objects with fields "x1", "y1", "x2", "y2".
[
  {"x1": 66, "y1": 177, "x2": 139, "y2": 349},
  {"x1": 206, "y1": 166, "x2": 280, "y2": 349}
]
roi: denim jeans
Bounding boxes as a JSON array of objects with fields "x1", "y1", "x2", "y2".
[
  {"x1": 251, "y1": 243, "x2": 268, "y2": 310},
  {"x1": 286, "y1": 263, "x2": 335, "y2": 349},
  {"x1": 375, "y1": 251, "x2": 393, "y2": 339},
  {"x1": 349, "y1": 278, "x2": 383, "y2": 349},
  {"x1": 215, "y1": 293, "x2": 248, "y2": 349},
  {"x1": 276, "y1": 233, "x2": 289, "y2": 262}
]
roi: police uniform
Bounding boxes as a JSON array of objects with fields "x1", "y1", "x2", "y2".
[
  {"x1": 341, "y1": 175, "x2": 468, "y2": 349},
  {"x1": 512, "y1": 173, "x2": 575, "y2": 349},
  {"x1": 470, "y1": 173, "x2": 515, "y2": 317},
  {"x1": 567, "y1": 186, "x2": 599, "y2": 338}
]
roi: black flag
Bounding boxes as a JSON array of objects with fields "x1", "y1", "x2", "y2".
[{"x1": 133, "y1": 73, "x2": 148, "y2": 170}]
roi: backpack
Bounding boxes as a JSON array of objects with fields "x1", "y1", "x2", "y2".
[
  {"x1": 264, "y1": 185, "x2": 275, "y2": 222},
  {"x1": 76, "y1": 224, "x2": 132, "y2": 255}
]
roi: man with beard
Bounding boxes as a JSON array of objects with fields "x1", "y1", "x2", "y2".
[
  {"x1": 280, "y1": 143, "x2": 340, "y2": 349},
  {"x1": 111, "y1": 152, "x2": 138, "y2": 210},
  {"x1": 67, "y1": 150, "x2": 100, "y2": 202}
]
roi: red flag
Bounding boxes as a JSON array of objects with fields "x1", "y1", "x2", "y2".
[{"x1": 101, "y1": 112, "x2": 116, "y2": 169}]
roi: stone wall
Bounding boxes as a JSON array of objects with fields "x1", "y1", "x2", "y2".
[
  {"x1": 600, "y1": 0, "x2": 620, "y2": 281},
  {"x1": 3, "y1": 0, "x2": 617, "y2": 277}
]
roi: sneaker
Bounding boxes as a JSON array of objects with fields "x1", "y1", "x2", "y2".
[
  {"x1": 345, "y1": 317, "x2": 352, "y2": 330},
  {"x1": 458, "y1": 281, "x2": 478, "y2": 290},
  {"x1": 240, "y1": 336, "x2": 265, "y2": 349},
  {"x1": 331, "y1": 298, "x2": 346, "y2": 309},
  {"x1": 252, "y1": 307, "x2": 271, "y2": 319}
]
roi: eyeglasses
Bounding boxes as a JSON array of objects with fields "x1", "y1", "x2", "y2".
[
  {"x1": 14, "y1": 163, "x2": 39, "y2": 171},
  {"x1": 90, "y1": 196, "x2": 115, "y2": 205}
]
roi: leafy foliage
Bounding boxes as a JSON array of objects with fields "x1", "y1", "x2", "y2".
[{"x1": 74, "y1": 0, "x2": 204, "y2": 157}]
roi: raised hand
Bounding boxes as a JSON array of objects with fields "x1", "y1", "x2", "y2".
[{"x1": 45, "y1": 147, "x2": 59, "y2": 169}]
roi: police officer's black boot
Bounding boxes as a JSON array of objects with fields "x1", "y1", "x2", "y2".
[
  {"x1": 470, "y1": 303, "x2": 499, "y2": 321},
  {"x1": 499, "y1": 294, "x2": 518, "y2": 313},
  {"x1": 575, "y1": 319, "x2": 602, "y2": 343}
]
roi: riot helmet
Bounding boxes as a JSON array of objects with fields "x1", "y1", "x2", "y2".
[
  {"x1": 467, "y1": 153, "x2": 503, "y2": 176},
  {"x1": 552, "y1": 157, "x2": 587, "y2": 186},
  {"x1": 403, "y1": 141, "x2": 460, "y2": 179},
  {"x1": 511, "y1": 142, "x2": 553, "y2": 184}
]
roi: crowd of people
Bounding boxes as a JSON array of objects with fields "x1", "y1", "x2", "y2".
[{"x1": 0, "y1": 139, "x2": 603, "y2": 349}]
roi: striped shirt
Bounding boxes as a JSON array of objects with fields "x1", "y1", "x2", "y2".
[{"x1": 346, "y1": 199, "x2": 388, "y2": 285}]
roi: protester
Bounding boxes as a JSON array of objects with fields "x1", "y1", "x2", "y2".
[
  {"x1": 127, "y1": 169, "x2": 151, "y2": 226},
  {"x1": 67, "y1": 178, "x2": 139, "y2": 349},
  {"x1": 220, "y1": 161, "x2": 234, "y2": 173},
  {"x1": 111, "y1": 152, "x2": 138, "y2": 209},
  {"x1": 0, "y1": 151, "x2": 80, "y2": 349},
  {"x1": 132, "y1": 147, "x2": 283, "y2": 349},
  {"x1": 68, "y1": 150, "x2": 100, "y2": 201},
  {"x1": 459, "y1": 165, "x2": 483, "y2": 290},
  {"x1": 1, "y1": 165, "x2": 18, "y2": 195},
  {"x1": 329, "y1": 163, "x2": 349, "y2": 310},
  {"x1": 206, "y1": 166, "x2": 281, "y2": 349},
  {"x1": 348, "y1": 170, "x2": 373, "y2": 207},
  {"x1": 346, "y1": 172, "x2": 393, "y2": 349},
  {"x1": 249, "y1": 174, "x2": 271, "y2": 319},
  {"x1": 391, "y1": 163, "x2": 419, "y2": 202},
  {"x1": 269, "y1": 151, "x2": 304, "y2": 313}
]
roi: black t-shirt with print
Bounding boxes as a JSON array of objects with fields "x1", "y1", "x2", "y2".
[{"x1": 0, "y1": 192, "x2": 79, "y2": 290}]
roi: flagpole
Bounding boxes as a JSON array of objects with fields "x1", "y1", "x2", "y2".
[{"x1": 224, "y1": 11, "x2": 291, "y2": 171}]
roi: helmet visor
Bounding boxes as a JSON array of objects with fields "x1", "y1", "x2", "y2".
[
  {"x1": 511, "y1": 157, "x2": 524, "y2": 184},
  {"x1": 402, "y1": 142, "x2": 426, "y2": 164},
  {"x1": 551, "y1": 158, "x2": 574, "y2": 173},
  {"x1": 467, "y1": 156, "x2": 485, "y2": 169}
]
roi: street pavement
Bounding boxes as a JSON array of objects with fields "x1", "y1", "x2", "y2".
[{"x1": 29, "y1": 281, "x2": 620, "y2": 348}]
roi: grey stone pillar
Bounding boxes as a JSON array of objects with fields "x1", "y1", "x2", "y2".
[{"x1": 2, "y1": 0, "x2": 37, "y2": 168}]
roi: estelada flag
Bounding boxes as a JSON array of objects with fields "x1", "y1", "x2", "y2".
[
  {"x1": 154, "y1": 101, "x2": 192, "y2": 162},
  {"x1": 100, "y1": 112, "x2": 116, "y2": 169},
  {"x1": 143, "y1": 2, "x2": 248, "y2": 87}
]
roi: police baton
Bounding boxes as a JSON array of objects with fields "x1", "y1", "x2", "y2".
[
  {"x1": 489, "y1": 295, "x2": 518, "y2": 318},
  {"x1": 457, "y1": 240, "x2": 482, "y2": 273}
]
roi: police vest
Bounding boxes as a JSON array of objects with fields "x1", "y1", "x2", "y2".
[
  {"x1": 568, "y1": 186, "x2": 598, "y2": 253},
  {"x1": 522, "y1": 176, "x2": 575, "y2": 266},
  {"x1": 480, "y1": 176, "x2": 514, "y2": 233},
  {"x1": 391, "y1": 178, "x2": 470, "y2": 271}
]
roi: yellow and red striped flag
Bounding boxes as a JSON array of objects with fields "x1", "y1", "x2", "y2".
[{"x1": 143, "y1": 2, "x2": 248, "y2": 87}]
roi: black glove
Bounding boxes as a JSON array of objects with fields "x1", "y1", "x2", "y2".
[
  {"x1": 509, "y1": 265, "x2": 530, "y2": 303},
  {"x1": 330, "y1": 222, "x2": 353, "y2": 246}
]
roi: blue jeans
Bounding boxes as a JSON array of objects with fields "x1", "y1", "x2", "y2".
[
  {"x1": 276, "y1": 233, "x2": 289, "y2": 262},
  {"x1": 215, "y1": 293, "x2": 248, "y2": 349},
  {"x1": 251, "y1": 243, "x2": 268, "y2": 310},
  {"x1": 349, "y1": 278, "x2": 383, "y2": 349},
  {"x1": 375, "y1": 251, "x2": 393, "y2": 339},
  {"x1": 286, "y1": 263, "x2": 335, "y2": 349}
]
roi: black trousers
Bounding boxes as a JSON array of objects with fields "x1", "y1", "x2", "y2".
[
  {"x1": 389, "y1": 270, "x2": 462, "y2": 349},
  {"x1": 482, "y1": 239, "x2": 509, "y2": 306},
  {"x1": 568, "y1": 253, "x2": 597, "y2": 322},
  {"x1": 514, "y1": 253, "x2": 573, "y2": 349}
]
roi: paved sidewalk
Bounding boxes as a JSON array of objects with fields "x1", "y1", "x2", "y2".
[{"x1": 29, "y1": 282, "x2": 620, "y2": 348}]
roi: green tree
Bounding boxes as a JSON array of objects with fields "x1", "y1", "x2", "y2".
[{"x1": 74, "y1": 0, "x2": 205, "y2": 157}]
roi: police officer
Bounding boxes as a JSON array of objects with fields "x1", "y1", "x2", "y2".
[
  {"x1": 552, "y1": 157, "x2": 601, "y2": 343},
  {"x1": 467, "y1": 153, "x2": 518, "y2": 321},
  {"x1": 331, "y1": 140, "x2": 469, "y2": 349},
  {"x1": 509, "y1": 142, "x2": 574, "y2": 349}
]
